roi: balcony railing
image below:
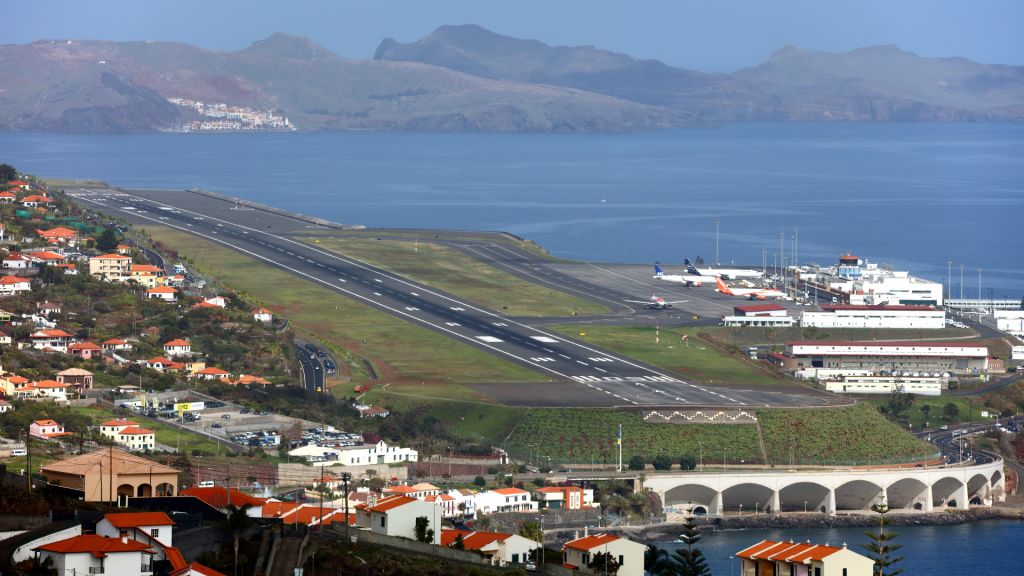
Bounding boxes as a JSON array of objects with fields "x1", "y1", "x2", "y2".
[{"x1": 88, "y1": 568, "x2": 105, "y2": 575}]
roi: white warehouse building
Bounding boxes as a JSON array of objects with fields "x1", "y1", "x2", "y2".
[
  {"x1": 801, "y1": 305, "x2": 945, "y2": 329},
  {"x1": 289, "y1": 440, "x2": 418, "y2": 466},
  {"x1": 992, "y1": 310, "x2": 1024, "y2": 337}
]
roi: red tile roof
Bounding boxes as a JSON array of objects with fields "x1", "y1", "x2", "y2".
[
  {"x1": 196, "y1": 367, "x2": 229, "y2": 375},
  {"x1": 92, "y1": 253, "x2": 130, "y2": 260},
  {"x1": 118, "y1": 426, "x2": 155, "y2": 435},
  {"x1": 147, "y1": 286, "x2": 178, "y2": 294},
  {"x1": 34, "y1": 534, "x2": 153, "y2": 556},
  {"x1": 369, "y1": 495, "x2": 419, "y2": 513},
  {"x1": 491, "y1": 488, "x2": 527, "y2": 495},
  {"x1": 31, "y1": 329, "x2": 72, "y2": 338},
  {"x1": 32, "y1": 419, "x2": 60, "y2": 427},
  {"x1": 164, "y1": 546, "x2": 187, "y2": 570},
  {"x1": 164, "y1": 339, "x2": 191, "y2": 347},
  {"x1": 68, "y1": 341, "x2": 102, "y2": 351},
  {"x1": 172, "y1": 562, "x2": 226, "y2": 576},
  {"x1": 440, "y1": 529, "x2": 513, "y2": 550},
  {"x1": 0, "y1": 276, "x2": 31, "y2": 285},
  {"x1": 101, "y1": 419, "x2": 139, "y2": 427},
  {"x1": 735, "y1": 540, "x2": 844, "y2": 563},
  {"x1": 734, "y1": 303, "x2": 787, "y2": 313},
  {"x1": 181, "y1": 487, "x2": 267, "y2": 509},
  {"x1": 563, "y1": 533, "x2": 620, "y2": 552},
  {"x1": 103, "y1": 511, "x2": 175, "y2": 528}
]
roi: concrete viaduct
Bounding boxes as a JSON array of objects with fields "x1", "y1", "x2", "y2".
[{"x1": 643, "y1": 457, "x2": 1005, "y2": 517}]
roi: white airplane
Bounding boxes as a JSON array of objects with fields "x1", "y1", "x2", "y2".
[
  {"x1": 625, "y1": 293, "x2": 689, "y2": 310},
  {"x1": 715, "y1": 277, "x2": 787, "y2": 300},
  {"x1": 685, "y1": 259, "x2": 763, "y2": 280},
  {"x1": 652, "y1": 264, "x2": 704, "y2": 287}
]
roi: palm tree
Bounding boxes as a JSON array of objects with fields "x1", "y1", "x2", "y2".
[{"x1": 224, "y1": 503, "x2": 253, "y2": 576}]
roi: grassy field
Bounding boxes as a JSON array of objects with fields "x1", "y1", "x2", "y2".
[
  {"x1": 549, "y1": 324, "x2": 785, "y2": 385},
  {"x1": 758, "y1": 403, "x2": 936, "y2": 466},
  {"x1": 143, "y1": 227, "x2": 545, "y2": 386},
  {"x1": 505, "y1": 408, "x2": 763, "y2": 465},
  {"x1": 69, "y1": 405, "x2": 226, "y2": 455},
  {"x1": 306, "y1": 237, "x2": 607, "y2": 317},
  {"x1": 865, "y1": 394, "x2": 986, "y2": 429}
]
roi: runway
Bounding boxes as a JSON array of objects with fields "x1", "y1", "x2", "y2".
[{"x1": 68, "y1": 186, "x2": 831, "y2": 408}]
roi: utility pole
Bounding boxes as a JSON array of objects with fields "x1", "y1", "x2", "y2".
[
  {"x1": 318, "y1": 464, "x2": 325, "y2": 535},
  {"x1": 616, "y1": 424, "x2": 622, "y2": 473},
  {"x1": 341, "y1": 472, "x2": 352, "y2": 541},
  {"x1": 25, "y1": 424, "x2": 32, "y2": 492},
  {"x1": 109, "y1": 443, "x2": 114, "y2": 506},
  {"x1": 977, "y1": 269, "x2": 982, "y2": 300},
  {"x1": 946, "y1": 261, "x2": 952, "y2": 300},
  {"x1": 959, "y1": 264, "x2": 964, "y2": 300},
  {"x1": 715, "y1": 220, "x2": 720, "y2": 265}
]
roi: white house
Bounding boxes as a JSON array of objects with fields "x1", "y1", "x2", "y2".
[
  {"x1": 100, "y1": 418, "x2": 156, "y2": 452},
  {"x1": 736, "y1": 539, "x2": 875, "y2": 576},
  {"x1": 28, "y1": 329, "x2": 75, "y2": 351},
  {"x1": 146, "y1": 286, "x2": 178, "y2": 301},
  {"x1": 0, "y1": 275, "x2": 32, "y2": 295},
  {"x1": 289, "y1": 440, "x2": 418, "y2": 466},
  {"x1": 29, "y1": 419, "x2": 67, "y2": 439},
  {"x1": 252, "y1": 307, "x2": 273, "y2": 322},
  {"x1": 33, "y1": 535, "x2": 156, "y2": 576},
  {"x1": 365, "y1": 495, "x2": 442, "y2": 545},
  {"x1": 2, "y1": 252, "x2": 31, "y2": 269},
  {"x1": 562, "y1": 532, "x2": 647, "y2": 576},
  {"x1": 97, "y1": 512, "x2": 175, "y2": 549},
  {"x1": 475, "y1": 488, "x2": 538, "y2": 515},
  {"x1": 163, "y1": 338, "x2": 192, "y2": 357},
  {"x1": 441, "y1": 529, "x2": 539, "y2": 567},
  {"x1": 447, "y1": 488, "x2": 477, "y2": 518}
]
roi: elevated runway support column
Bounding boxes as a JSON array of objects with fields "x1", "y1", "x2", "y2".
[
  {"x1": 879, "y1": 486, "x2": 888, "y2": 509},
  {"x1": 954, "y1": 483, "x2": 969, "y2": 510},
  {"x1": 711, "y1": 491, "x2": 723, "y2": 517},
  {"x1": 922, "y1": 484, "x2": 933, "y2": 512},
  {"x1": 826, "y1": 488, "x2": 836, "y2": 516},
  {"x1": 769, "y1": 490, "x2": 780, "y2": 514}
]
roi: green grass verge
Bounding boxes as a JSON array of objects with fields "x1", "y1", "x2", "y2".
[
  {"x1": 505, "y1": 408, "x2": 762, "y2": 465},
  {"x1": 758, "y1": 403, "x2": 936, "y2": 466},
  {"x1": 143, "y1": 227, "x2": 545, "y2": 385},
  {"x1": 69, "y1": 405, "x2": 224, "y2": 455},
  {"x1": 865, "y1": 395, "x2": 984, "y2": 429},
  {"x1": 306, "y1": 237, "x2": 607, "y2": 317},
  {"x1": 550, "y1": 324, "x2": 784, "y2": 385}
]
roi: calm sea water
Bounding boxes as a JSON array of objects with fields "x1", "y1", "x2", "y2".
[
  {"x1": 0, "y1": 124, "x2": 1021, "y2": 297},
  {"x1": 660, "y1": 519, "x2": 1024, "y2": 575}
]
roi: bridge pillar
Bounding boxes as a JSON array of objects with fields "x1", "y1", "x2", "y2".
[
  {"x1": 922, "y1": 484, "x2": 933, "y2": 512},
  {"x1": 879, "y1": 486, "x2": 888, "y2": 510},
  {"x1": 826, "y1": 488, "x2": 836, "y2": 516},
  {"x1": 994, "y1": 473, "x2": 1006, "y2": 503},
  {"x1": 769, "y1": 490, "x2": 780, "y2": 514},
  {"x1": 710, "y1": 491, "x2": 723, "y2": 517},
  {"x1": 954, "y1": 483, "x2": 969, "y2": 510}
]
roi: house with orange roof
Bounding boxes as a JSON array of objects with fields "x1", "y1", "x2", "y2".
[
  {"x1": 562, "y1": 532, "x2": 647, "y2": 576},
  {"x1": 0, "y1": 374, "x2": 30, "y2": 396},
  {"x1": 102, "y1": 338, "x2": 134, "y2": 351},
  {"x1": 33, "y1": 534, "x2": 157, "y2": 576},
  {"x1": 21, "y1": 195, "x2": 54, "y2": 208},
  {"x1": 362, "y1": 494, "x2": 442, "y2": 544},
  {"x1": 1, "y1": 252, "x2": 30, "y2": 269},
  {"x1": 232, "y1": 374, "x2": 271, "y2": 386},
  {"x1": 180, "y1": 487, "x2": 266, "y2": 517},
  {"x1": 7, "y1": 179, "x2": 31, "y2": 190},
  {"x1": 51, "y1": 262, "x2": 78, "y2": 275},
  {"x1": 199, "y1": 295, "x2": 229, "y2": 308},
  {"x1": 441, "y1": 528, "x2": 539, "y2": 567},
  {"x1": 146, "y1": 356, "x2": 186, "y2": 372},
  {"x1": 0, "y1": 398, "x2": 11, "y2": 413},
  {"x1": 67, "y1": 340, "x2": 103, "y2": 360},
  {"x1": 97, "y1": 511, "x2": 176, "y2": 548},
  {"x1": 475, "y1": 487, "x2": 538, "y2": 515},
  {"x1": 193, "y1": 366, "x2": 231, "y2": 381},
  {"x1": 99, "y1": 419, "x2": 156, "y2": 452},
  {"x1": 735, "y1": 539, "x2": 874, "y2": 576},
  {"x1": 116, "y1": 243, "x2": 133, "y2": 255},
  {"x1": 28, "y1": 328, "x2": 75, "y2": 351},
  {"x1": 163, "y1": 338, "x2": 192, "y2": 357},
  {"x1": 423, "y1": 492, "x2": 460, "y2": 518},
  {"x1": 357, "y1": 404, "x2": 390, "y2": 418},
  {"x1": 252, "y1": 307, "x2": 273, "y2": 322},
  {"x1": 26, "y1": 250, "x2": 67, "y2": 264},
  {"x1": 89, "y1": 253, "x2": 131, "y2": 281},
  {"x1": 533, "y1": 485, "x2": 595, "y2": 510},
  {"x1": 30, "y1": 419, "x2": 70, "y2": 439},
  {"x1": 262, "y1": 501, "x2": 356, "y2": 528},
  {"x1": 36, "y1": 227, "x2": 77, "y2": 243},
  {"x1": 130, "y1": 263, "x2": 167, "y2": 288},
  {"x1": 0, "y1": 275, "x2": 32, "y2": 295},
  {"x1": 0, "y1": 191, "x2": 16, "y2": 203},
  {"x1": 146, "y1": 285, "x2": 179, "y2": 302},
  {"x1": 17, "y1": 379, "x2": 70, "y2": 402}
]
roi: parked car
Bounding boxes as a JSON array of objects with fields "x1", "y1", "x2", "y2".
[{"x1": 221, "y1": 413, "x2": 231, "y2": 419}]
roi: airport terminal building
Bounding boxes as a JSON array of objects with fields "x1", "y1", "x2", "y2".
[
  {"x1": 779, "y1": 341, "x2": 990, "y2": 374},
  {"x1": 800, "y1": 304, "x2": 945, "y2": 329}
]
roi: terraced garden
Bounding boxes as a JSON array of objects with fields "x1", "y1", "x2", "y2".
[
  {"x1": 758, "y1": 403, "x2": 937, "y2": 466},
  {"x1": 505, "y1": 408, "x2": 763, "y2": 465}
]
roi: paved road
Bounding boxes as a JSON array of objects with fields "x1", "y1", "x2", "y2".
[
  {"x1": 295, "y1": 342, "x2": 326, "y2": 395},
  {"x1": 69, "y1": 186, "x2": 831, "y2": 408}
]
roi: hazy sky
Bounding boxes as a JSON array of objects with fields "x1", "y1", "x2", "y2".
[{"x1": 7, "y1": 0, "x2": 1022, "y2": 72}]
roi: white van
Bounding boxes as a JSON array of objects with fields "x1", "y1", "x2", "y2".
[{"x1": 10, "y1": 449, "x2": 27, "y2": 457}]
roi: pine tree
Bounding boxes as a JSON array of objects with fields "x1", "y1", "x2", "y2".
[
  {"x1": 861, "y1": 502, "x2": 904, "y2": 576},
  {"x1": 673, "y1": 511, "x2": 711, "y2": 576}
]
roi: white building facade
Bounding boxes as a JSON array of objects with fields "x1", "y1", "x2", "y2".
[{"x1": 801, "y1": 305, "x2": 945, "y2": 329}]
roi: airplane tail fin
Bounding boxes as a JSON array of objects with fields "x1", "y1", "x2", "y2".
[
  {"x1": 716, "y1": 277, "x2": 733, "y2": 295},
  {"x1": 654, "y1": 264, "x2": 664, "y2": 277},
  {"x1": 684, "y1": 259, "x2": 701, "y2": 275}
]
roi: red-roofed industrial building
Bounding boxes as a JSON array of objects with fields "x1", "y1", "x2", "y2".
[{"x1": 735, "y1": 539, "x2": 874, "y2": 576}]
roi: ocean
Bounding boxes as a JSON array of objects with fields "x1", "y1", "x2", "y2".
[
  {"x1": 0, "y1": 123, "x2": 1021, "y2": 297},
  {"x1": 659, "y1": 519, "x2": 1024, "y2": 575}
]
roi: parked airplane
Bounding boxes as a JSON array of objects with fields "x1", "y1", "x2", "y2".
[
  {"x1": 685, "y1": 259, "x2": 763, "y2": 280},
  {"x1": 625, "y1": 293, "x2": 689, "y2": 310},
  {"x1": 652, "y1": 264, "x2": 704, "y2": 287},
  {"x1": 715, "y1": 277, "x2": 787, "y2": 300}
]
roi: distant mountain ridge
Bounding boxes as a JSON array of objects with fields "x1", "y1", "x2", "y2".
[
  {"x1": 377, "y1": 24, "x2": 1024, "y2": 123},
  {"x1": 1, "y1": 26, "x2": 1021, "y2": 133}
]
